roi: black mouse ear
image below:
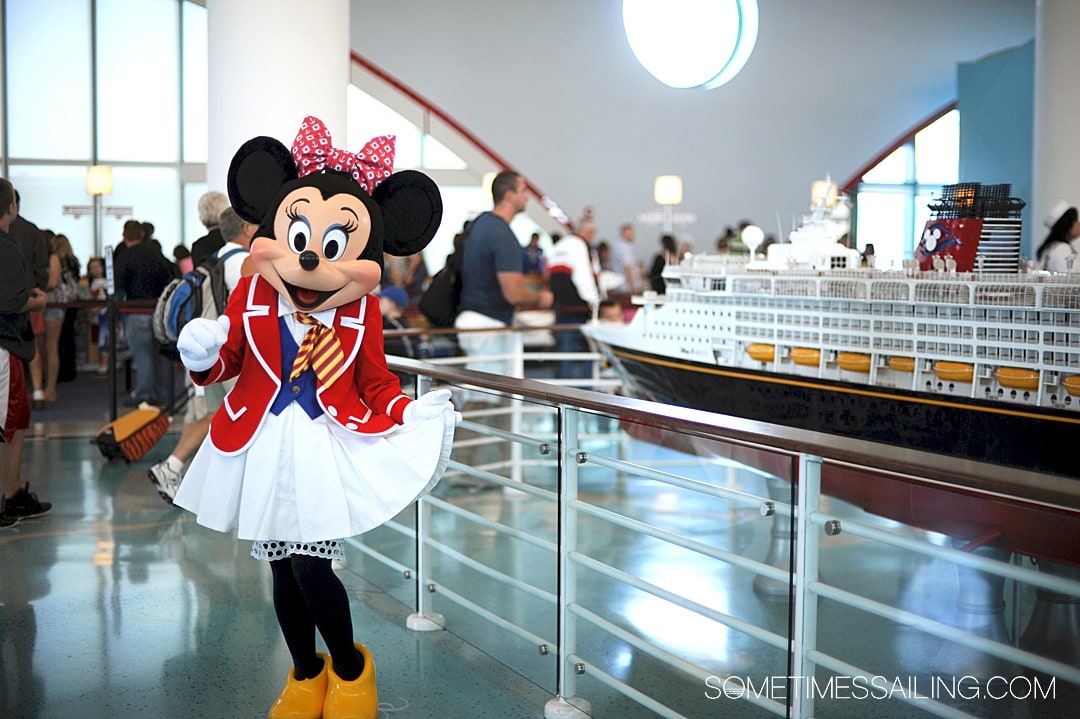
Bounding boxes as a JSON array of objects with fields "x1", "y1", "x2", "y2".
[
  {"x1": 372, "y1": 170, "x2": 443, "y2": 256},
  {"x1": 227, "y1": 137, "x2": 298, "y2": 224}
]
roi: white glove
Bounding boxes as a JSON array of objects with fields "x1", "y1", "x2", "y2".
[
  {"x1": 178, "y1": 315, "x2": 230, "y2": 372},
  {"x1": 402, "y1": 388, "x2": 460, "y2": 425}
]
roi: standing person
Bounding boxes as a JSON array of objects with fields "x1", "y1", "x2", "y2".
[
  {"x1": 522, "y1": 231, "x2": 546, "y2": 276},
  {"x1": 147, "y1": 206, "x2": 256, "y2": 502},
  {"x1": 454, "y1": 170, "x2": 551, "y2": 475},
  {"x1": 42, "y1": 233, "x2": 81, "y2": 403},
  {"x1": 189, "y1": 191, "x2": 230, "y2": 266},
  {"x1": 648, "y1": 233, "x2": 679, "y2": 294},
  {"x1": 113, "y1": 219, "x2": 175, "y2": 406},
  {"x1": 0, "y1": 177, "x2": 51, "y2": 527},
  {"x1": 27, "y1": 231, "x2": 60, "y2": 409},
  {"x1": 609, "y1": 223, "x2": 641, "y2": 295},
  {"x1": 84, "y1": 256, "x2": 111, "y2": 373},
  {"x1": 1035, "y1": 202, "x2": 1080, "y2": 272},
  {"x1": 9, "y1": 194, "x2": 50, "y2": 407},
  {"x1": 547, "y1": 218, "x2": 600, "y2": 380},
  {"x1": 400, "y1": 251, "x2": 429, "y2": 304},
  {"x1": 455, "y1": 170, "x2": 553, "y2": 379}
]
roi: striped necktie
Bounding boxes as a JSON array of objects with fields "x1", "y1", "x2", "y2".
[{"x1": 290, "y1": 312, "x2": 346, "y2": 388}]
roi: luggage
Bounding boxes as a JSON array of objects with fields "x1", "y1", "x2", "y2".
[{"x1": 93, "y1": 406, "x2": 171, "y2": 462}]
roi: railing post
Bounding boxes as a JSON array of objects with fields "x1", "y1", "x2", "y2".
[
  {"x1": 511, "y1": 331, "x2": 525, "y2": 485},
  {"x1": 791, "y1": 453, "x2": 823, "y2": 719},
  {"x1": 407, "y1": 373, "x2": 445, "y2": 632},
  {"x1": 545, "y1": 407, "x2": 592, "y2": 718}
]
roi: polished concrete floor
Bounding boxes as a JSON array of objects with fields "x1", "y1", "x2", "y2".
[
  {"x1": 3, "y1": 372, "x2": 1077, "y2": 718},
  {"x1": 1, "y1": 424, "x2": 554, "y2": 719}
]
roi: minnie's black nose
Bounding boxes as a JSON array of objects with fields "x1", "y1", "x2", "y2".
[{"x1": 299, "y1": 250, "x2": 319, "y2": 271}]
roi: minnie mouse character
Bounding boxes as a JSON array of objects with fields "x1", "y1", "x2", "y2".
[{"x1": 174, "y1": 116, "x2": 457, "y2": 719}]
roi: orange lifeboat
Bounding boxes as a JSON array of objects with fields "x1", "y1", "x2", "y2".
[
  {"x1": 1063, "y1": 375, "x2": 1080, "y2": 397},
  {"x1": 746, "y1": 343, "x2": 775, "y2": 362},
  {"x1": 837, "y1": 352, "x2": 872, "y2": 373},
  {"x1": 934, "y1": 361, "x2": 974, "y2": 383},
  {"x1": 995, "y1": 367, "x2": 1039, "y2": 391},
  {"x1": 791, "y1": 347, "x2": 821, "y2": 367},
  {"x1": 888, "y1": 356, "x2": 916, "y2": 373}
]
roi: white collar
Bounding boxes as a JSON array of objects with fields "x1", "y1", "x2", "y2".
[{"x1": 276, "y1": 293, "x2": 338, "y2": 326}]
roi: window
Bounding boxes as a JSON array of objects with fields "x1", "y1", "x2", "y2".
[
  {"x1": 852, "y1": 110, "x2": 959, "y2": 271},
  {"x1": 622, "y1": 0, "x2": 759, "y2": 89}
]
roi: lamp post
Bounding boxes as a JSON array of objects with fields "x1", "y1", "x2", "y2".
[
  {"x1": 86, "y1": 165, "x2": 113, "y2": 258},
  {"x1": 654, "y1": 175, "x2": 683, "y2": 234}
]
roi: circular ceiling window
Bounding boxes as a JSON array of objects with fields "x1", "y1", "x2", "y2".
[{"x1": 622, "y1": 0, "x2": 759, "y2": 89}]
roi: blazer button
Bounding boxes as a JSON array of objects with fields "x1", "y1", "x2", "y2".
[{"x1": 291, "y1": 385, "x2": 301, "y2": 394}]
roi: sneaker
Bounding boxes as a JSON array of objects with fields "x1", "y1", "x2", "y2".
[
  {"x1": 0, "y1": 512, "x2": 19, "y2": 529},
  {"x1": 3, "y1": 483, "x2": 52, "y2": 519},
  {"x1": 147, "y1": 460, "x2": 183, "y2": 504}
]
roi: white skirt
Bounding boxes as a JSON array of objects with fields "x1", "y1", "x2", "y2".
[{"x1": 174, "y1": 402, "x2": 455, "y2": 542}]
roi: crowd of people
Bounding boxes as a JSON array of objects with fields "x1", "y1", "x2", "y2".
[
  {"x1": 8, "y1": 167, "x2": 1076, "y2": 525},
  {"x1": 0, "y1": 178, "x2": 197, "y2": 525}
]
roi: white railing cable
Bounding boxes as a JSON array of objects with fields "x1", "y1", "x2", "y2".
[
  {"x1": 569, "y1": 500, "x2": 790, "y2": 585},
  {"x1": 360, "y1": 347, "x2": 1080, "y2": 719}
]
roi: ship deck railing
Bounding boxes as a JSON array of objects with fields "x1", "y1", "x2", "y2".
[{"x1": 345, "y1": 333, "x2": 1080, "y2": 719}]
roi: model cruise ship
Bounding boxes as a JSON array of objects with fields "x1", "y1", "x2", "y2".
[{"x1": 584, "y1": 183, "x2": 1079, "y2": 477}]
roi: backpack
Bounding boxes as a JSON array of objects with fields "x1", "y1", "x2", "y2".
[
  {"x1": 418, "y1": 215, "x2": 478, "y2": 328},
  {"x1": 418, "y1": 251, "x2": 463, "y2": 328},
  {"x1": 153, "y1": 247, "x2": 245, "y2": 360}
]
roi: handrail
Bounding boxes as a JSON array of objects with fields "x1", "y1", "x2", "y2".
[
  {"x1": 389, "y1": 354, "x2": 1080, "y2": 511},
  {"x1": 366, "y1": 354, "x2": 1080, "y2": 718}
]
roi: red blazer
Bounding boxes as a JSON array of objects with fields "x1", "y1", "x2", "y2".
[{"x1": 193, "y1": 275, "x2": 412, "y2": 455}]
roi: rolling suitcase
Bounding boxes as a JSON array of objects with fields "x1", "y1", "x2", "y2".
[{"x1": 93, "y1": 406, "x2": 171, "y2": 462}]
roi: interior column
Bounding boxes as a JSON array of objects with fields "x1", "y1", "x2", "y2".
[
  {"x1": 1032, "y1": 0, "x2": 1080, "y2": 224},
  {"x1": 204, "y1": 0, "x2": 349, "y2": 193}
]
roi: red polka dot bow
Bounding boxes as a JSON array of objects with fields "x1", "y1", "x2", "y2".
[{"x1": 290, "y1": 115, "x2": 395, "y2": 194}]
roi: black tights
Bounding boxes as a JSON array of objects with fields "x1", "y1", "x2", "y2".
[{"x1": 270, "y1": 555, "x2": 363, "y2": 681}]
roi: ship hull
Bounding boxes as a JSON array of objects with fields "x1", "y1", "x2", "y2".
[{"x1": 604, "y1": 344, "x2": 1078, "y2": 479}]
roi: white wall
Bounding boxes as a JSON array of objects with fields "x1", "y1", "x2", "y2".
[{"x1": 351, "y1": 0, "x2": 1035, "y2": 262}]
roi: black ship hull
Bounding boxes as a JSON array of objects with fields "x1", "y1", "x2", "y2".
[{"x1": 607, "y1": 345, "x2": 1078, "y2": 479}]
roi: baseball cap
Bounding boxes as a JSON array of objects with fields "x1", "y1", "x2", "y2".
[
  {"x1": 378, "y1": 285, "x2": 409, "y2": 308},
  {"x1": 1044, "y1": 200, "x2": 1071, "y2": 229}
]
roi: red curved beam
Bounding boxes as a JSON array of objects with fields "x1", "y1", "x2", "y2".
[
  {"x1": 351, "y1": 52, "x2": 572, "y2": 230},
  {"x1": 840, "y1": 101, "x2": 958, "y2": 194}
]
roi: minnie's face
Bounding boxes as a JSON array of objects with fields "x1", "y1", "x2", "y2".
[{"x1": 251, "y1": 185, "x2": 382, "y2": 313}]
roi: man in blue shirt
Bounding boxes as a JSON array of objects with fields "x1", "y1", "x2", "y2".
[
  {"x1": 455, "y1": 170, "x2": 552, "y2": 379},
  {"x1": 453, "y1": 171, "x2": 552, "y2": 477}
]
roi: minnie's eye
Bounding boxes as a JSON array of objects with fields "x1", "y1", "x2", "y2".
[
  {"x1": 288, "y1": 217, "x2": 311, "y2": 253},
  {"x1": 322, "y1": 226, "x2": 348, "y2": 261}
]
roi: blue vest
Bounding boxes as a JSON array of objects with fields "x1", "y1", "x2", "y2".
[{"x1": 269, "y1": 317, "x2": 324, "y2": 420}]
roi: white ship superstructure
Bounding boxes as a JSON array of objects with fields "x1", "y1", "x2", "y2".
[{"x1": 595, "y1": 254, "x2": 1080, "y2": 411}]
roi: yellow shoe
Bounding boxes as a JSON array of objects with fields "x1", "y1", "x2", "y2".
[
  {"x1": 323, "y1": 643, "x2": 378, "y2": 719},
  {"x1": 268, "y1": 653, "x2": 330, "y2": 719}
]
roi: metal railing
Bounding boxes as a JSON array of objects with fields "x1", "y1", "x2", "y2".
[{"x1": 346, "y1": 330, "x2": 1080, "y2": 718}]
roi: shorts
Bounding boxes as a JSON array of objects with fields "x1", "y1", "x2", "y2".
[
  {"x1": 44, "y1": 307, "x2": 65, "y2": 321},
  {"x1": 1, "y1": 349, "x2": 30, "y2": 443},
  {"x1": 183, "y1": 391, "x2": 209, "y2": 424}
]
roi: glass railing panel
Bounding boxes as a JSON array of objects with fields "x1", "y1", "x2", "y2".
[
  {"x1": 561, "y1": 412, "x2": 798, "y2": 718},
  {"x1": 808, "y1": 462, "x2": 1080, "y2": 717}
]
